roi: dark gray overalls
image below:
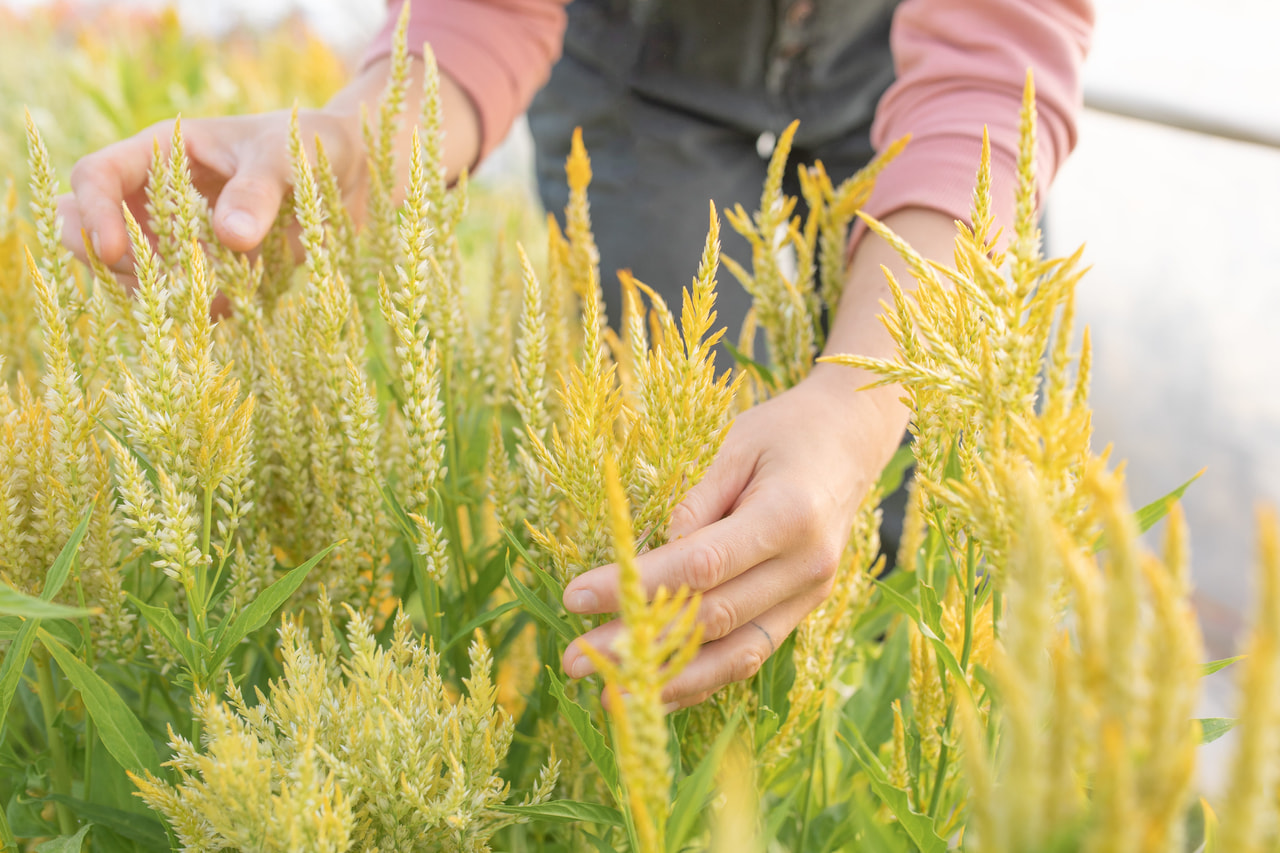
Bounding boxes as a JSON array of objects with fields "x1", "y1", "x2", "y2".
[
  {"x1": 528, "y1": 0, "x2": 902, "y2": 337},
  {"x1": 527, "y1": 0, "x2": 910, "y2": 559}
]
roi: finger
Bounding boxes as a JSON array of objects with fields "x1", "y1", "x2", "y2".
[
  {"x1": 68, "y1": 121, "x2": 173, "y2": 266},
  {"x1": 693, "y1": 555, "x2": 823, "y2": 643},
  {"x1": 561, "y1": 619, "x2": 624, "y2": 679},
  {"x1": 565, "y1": 554, "x2": 820, "y2": 680},
  {"x1": 666, "y1": 426, "x2": 756, "y2": 541},
  {"x1": 211, "y1": 142, "x2": 289, "y2": 253},
  {"x1": 563, "y1": 497, "x2": 784, "y2": 615},
  {"x1": 660, "y1": 594, "x2": 814, "y2": 710}
]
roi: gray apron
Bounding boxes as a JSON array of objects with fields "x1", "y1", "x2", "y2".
[{"x1": 527, "y1": 0, "x2": 910, "y2": 562}]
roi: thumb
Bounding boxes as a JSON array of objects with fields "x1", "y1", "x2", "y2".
[
  {"x1": 212, "y1": 148, "x2": 289, "y2": 253},
  {"x1": 667, "y1": 438, "x2": 757, "y2": 541}
]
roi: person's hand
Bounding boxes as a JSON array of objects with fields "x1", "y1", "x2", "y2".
[
  {"x1": 56, "y1": 109, "x2": 365, "y2": 274},
  {"x1": 559, "y1": 362, "x2": 907, "y2": 711},
  {"x1": 56, "y1": 55, "x2": 481, "y2": 273}
]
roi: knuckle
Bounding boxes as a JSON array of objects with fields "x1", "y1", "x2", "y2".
[
  {"x1": 809, "y1": 537, "x2": 843, "y2": 585},
  {"x1": 701, "y1": 600, "x2": 737, "y2": 642},
  {"x1": 667, "y1": 500, "x2": 698, "y2": 536},
  {"x1": 685, "y1": 540, "x2": 727, "y2": 590},
  {"x1": 730, "y1": 646, "x2": 768, "y2": 683}
]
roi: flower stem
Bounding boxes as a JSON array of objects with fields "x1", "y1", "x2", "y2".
[{"x1": 33, "y1": 649, "x2": 75, "y2": 836}]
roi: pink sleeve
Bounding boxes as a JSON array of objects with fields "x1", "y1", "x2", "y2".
[
  {"x1": 363, "y1": 0, "x2": 570, "y2": 162},
  {"x1": 861, "y1": 0, "x2": 1094, "y2": 240}
]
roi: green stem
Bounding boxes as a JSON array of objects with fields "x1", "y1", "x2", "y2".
[
  {"x1": 796, "y1": 713, "x2": 823, "y2": 853},
  {"x1": 411, "y1": 547, "x2": 442, "y2": 641},
  {"x1": 0, "y1": 807, "x2": 15, "y2": 852},
  {"x1": 960, "y1": 538, "x2": 977, "y2": 671},
  {"x1": 73, "y1": 580, "x2": 96, "y2": 795},
  {"x1": 33, "y1": 651, "x2": 75, "y2": 836},
  {"x1": 927, "y1": 702, "x2": 957, "y2": 821}
]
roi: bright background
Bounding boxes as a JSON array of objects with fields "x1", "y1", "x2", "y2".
[{"x1": 3, "y1": 0, "x2": 1278, "y2": 791}]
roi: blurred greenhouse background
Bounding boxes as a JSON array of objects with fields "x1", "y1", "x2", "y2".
[{"x1": 2, "y1": 0, "x2": 1277, "y2": 792}]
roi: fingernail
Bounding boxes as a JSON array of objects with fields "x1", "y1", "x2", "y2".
[
  {"x1": 565, "y1": 588, "x2": 598, "y2": 613},
  {"x1": 566, "y1": 651, "x2": 595, "y2": 679},
  {"x1": 90, "y1": 230, "x2": 101, "y2": 258},
  {"x1": 221, "y1": 210, "x2": 257, "y2": 242},
  {"x1": 664, "y1": 701, "x2": 682, "y2": 715}
]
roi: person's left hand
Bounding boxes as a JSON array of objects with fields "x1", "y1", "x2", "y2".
[{"x1": 560, "y1": 362, "x2": 907, "y2": 711}]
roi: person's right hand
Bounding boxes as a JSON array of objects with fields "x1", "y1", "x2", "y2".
[{"x1": 56, "y1": 108, "x2": 365, "y2": 274}]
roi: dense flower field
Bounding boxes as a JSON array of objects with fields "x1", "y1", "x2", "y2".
[{"x1": 1, "y1": 8, "x2": 1278, "y2": 853}]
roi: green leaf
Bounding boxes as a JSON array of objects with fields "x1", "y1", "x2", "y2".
[
  {"x1": 39, "y1": 630, "x2": 160, "y2": 776},
  {"x1": 916, "y1": 581, "x2": 945, "y2": 637},
  {"x1": 44, "y1": 795, "x2": 174, "y2": 849},
  {"x1": 1202, "y1": 656, "x2": 1244, "y2": 677},
  {"x1": 1135, "y1": 469, "x2": 1204, "y2": 534},
  {"x1": 95, "y1": 417, "x2": 159, "y2": 488},
  {"x1": 667, "y1": 712, "x2": 742, "y2": 851},
  {"x1": 210, "y1": 543, "x2": 338, "y2": 667},
  {"x1": 127, "y1": 593, "x2": 203, "y2": 673},
  {"x1": 494, "y1": 800, "x2": 625, "y2": 827},
  {"x1": 34, "y1": 823, "x2": 91, "y2": 853},
  {"x1": 42, "y1": 504, "x2": 96, "y2": 603},
  {"x1": 1202, "y1": 797, "x2": 1220, "y2": 853},
  {"x1": 0, "y1": 585, "x2": 92, "y2": 620},
  {"x1": 508, "y1": 566, "x2": 577, "y2": 646},
  {"x1": 0, "y1": 620, "x2": 38, "y2": 734},
  {"x1": 0, "y1": 507, "x2": 95, "y2": 738},
  {"x1": 547, "y1": 668, "x2": 620, "y2": 794},
  {"x1": 873, "y1": 578, "x2": 922, "y2": 623},
  {"x1": 722, "y1": 339, "x2": 779, "y2": 392},
  {"x1": 1198, "y1": 717, "x2": 1237, "y2": 745},
  {"x1": 378, "y1": 482, "x2": 418, "y2": 541},
  {"x1": 874, "y1": 443, "x2": 915, "y2": 497},
  {"x1": 443, "y1": 600, "x2": 521, "y2": 653},
  {"x1": 842, "y1": 725, "x2": 947, "y2": 853},
  {"x1": 942, "y1": 438, "x2": 964, "y2": 483}
]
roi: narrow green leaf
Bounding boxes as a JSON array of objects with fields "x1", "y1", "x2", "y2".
[
  {"x1": 0, "y1": 586, "x2": 93, "y2": 620},
  {"x1": 942, "y1": 438, "x2": 964, "y2": 483},
  {"x1": 42, "y1": 503, "x2": 95, "y2": 603},
  {"x1": 874, "y1": 443, "x2": 915, "y2": 498},
  {"x1": 34, "y1": 823, "x2": 91, "y2": 853},
  {"x1": 443, "y1": 600, "x2": 521, "y2": 653},
  {"x1": 210, "y1": 543, "x2": 338, "y2": 667},
  {"x1": 0, "y1": 620, "x2": 38, "y2": 733},
  {"x1": 378, "y1": 483, "x2": 418, "y2": 541},
  {"x1": 45, "y1": 796, "x2": 168, "y2": 849},
  {"x1": 95, "y1": 417, "x2": 159, "y2": 488},
  {"x1": 917, "y1": 581, "x2": 945, "y2": 637},
  {"x1": 494, "y1": 800, "x2": 625, "y2": 827},
  {"x1": 1135, "y1": 469, "x2": 1204, "y2": 534},
  {"x1": 126, "y1": 593, "x2": 202, "y2": 672},
  {"x1": 508, "y1": 566, "x2": 577, "y2": 645},
  {"x1": 1198, "y1": 717, "x2": 1237, "y2": 745},
  {"x1": 39, "y1": 630, "x2": 160, "y2": 776},
  {"x1": 0, "y1": 508, "x2": 95, "y2": 737},
  {"x1": 917, "y1": 624, "x2": 975, "y2": 705},
  {"x1": 667, "y1": 713, "x2": 742, "y2": 851},
  {"x1": 547, "y1": 668, "x2": 620, "y2": 793},
  {"x1": 1202, "y1": 656, "x2": 1244, "y2": 677},
  {"x1": 873, "y1": 578, "x2": 922, "y2": 623},
  {"x1": 842, "y1": 726, "x2": 947, "y2": 853},
  {"x1": 1202, "y1": 797, "x2": 1220, "y2": 853},
  {"x1": 722, "y1": 339, "x2": 779, "y2": 391}
]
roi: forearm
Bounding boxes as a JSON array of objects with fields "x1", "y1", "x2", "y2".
[
  {"x1": 810, "y1": 207, "x2": 959, "y2": 454},
  {"x1": 323, "y1": 55, "x2": 482, "y2": 193}
]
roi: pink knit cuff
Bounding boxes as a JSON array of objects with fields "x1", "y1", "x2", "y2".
[{"x1": 362, "y1": 0, "x2": 567, "y2": 162}]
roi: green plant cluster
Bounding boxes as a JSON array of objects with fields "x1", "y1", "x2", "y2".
[{"x1": 1, "y1": 9, "x2": 1278, "y2": 853}]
